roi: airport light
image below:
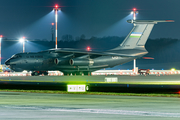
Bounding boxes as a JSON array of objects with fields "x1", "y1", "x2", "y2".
[
  {"x1": 0, "y1": 35, "x2": 2, "y2": 65},
  {"x1": 131, "y1": 8, "x2": 138, "y2": 20},
  {"x1": 51, "y1": 23, "x2": 54, "y2": 41},
  {"x1": 53, "y1": 4, "x2": 61, "y2": 49},
  {"x1": 131, "y1": 8, "x2": 138, "y2": 73},
  {"x1": 19, "y1": 37, "x2": 26, "y2": 53},
  {"x1": 87, "y1": 46, "x2": 91, "y2": 51}
]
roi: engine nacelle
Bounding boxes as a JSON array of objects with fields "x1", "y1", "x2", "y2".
[
  {"x1": 70, "y1": 59, "x2": 94, "y2": 66},
  {"x1": 54, "y1": 58, "x2": 69, "y2": 65}
]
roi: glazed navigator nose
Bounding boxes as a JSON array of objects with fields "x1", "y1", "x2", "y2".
[{"x1": 5, "y1": 59, "x2": 10, "y2": 65}]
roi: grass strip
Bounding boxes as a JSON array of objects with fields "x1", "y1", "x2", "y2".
[
  {"x1": 0, "y1": 89, "x2": 180, "y2": 98},
  {"x1": 1, "y1": 79, "x2": 180, "y2": 85}
]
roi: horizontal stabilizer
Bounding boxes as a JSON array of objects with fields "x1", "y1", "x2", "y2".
[
  {"x1": 111, "y1": 19, "x2": 174, "y2": 50},
  {"x1": 127, "y1": 20, "x2": 174, "y2": 24}
]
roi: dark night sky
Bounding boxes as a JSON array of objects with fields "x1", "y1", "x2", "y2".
[{"x1": 0, "y1": 0, "x2": 179, "y2": 40}]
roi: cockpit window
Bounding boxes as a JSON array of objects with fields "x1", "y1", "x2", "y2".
[{"x1": 11, "y1": 54, "x2": 22, "y2": 59}]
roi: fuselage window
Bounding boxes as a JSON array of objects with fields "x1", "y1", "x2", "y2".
[
  {"x1": 39, "y1": 56, "x2": 43, "y2": 58},
  {"x1": 35, "y1": 56, "x2": 43, "y2": 58}
]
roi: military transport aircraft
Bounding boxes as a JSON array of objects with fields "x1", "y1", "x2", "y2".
[{"x1": 5, "y1": 19, "x2": 173, "y2": 76}]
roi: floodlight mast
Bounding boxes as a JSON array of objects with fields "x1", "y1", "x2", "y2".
[
  {"x1": 19, "y1": 37, "x2": 25, "y2": 53},
  {"x1": 0, "y1": 35, "x2": 2, "y2": 65},
  {"x1": 51, "y1": 23, "x2": 54, "y2": 42},
  {"x1": 53, "y1": 5, "x2": 61, "y2": 49},
  {"x1": 132, "y1": 8, "x2": 138, "y2": 20},
  {"x1": 131, "y1": 8, "x2": 138, "y2": 73},
  {"x1": 23, "y1": 38, "x2": 25, "y2": 53}
]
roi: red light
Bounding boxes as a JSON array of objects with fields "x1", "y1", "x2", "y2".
[
  {"x1": 55, "y1": 5, "x2": 58, "y2": 8},
  {"x1": 174, "y1": 91, "x2": 180, "y2": 94},
  {"x1": 0, "y1": 35, "x2": 2, "y2": 38},
  {"x1": 52, "y1": 23, "x2": 54, "y2": 25},
  {"x1": 133, "y1": 8, "x2": 136, "y2": 11},
  {"x1": 166, "y1": 20, "x2": 174, "y2": 22},
  {"x1": 143, "y1": 57, "x2": 154, "y2": 60},
  {"x1": 23, "y1": 36, "x2": 25, "y2": 39},
  {"x1": 87, "y1": 47, "x2": 90, "y2": 51}
]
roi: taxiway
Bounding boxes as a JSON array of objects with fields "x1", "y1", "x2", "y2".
[{"x1": 0, "y1": 92, "x2": 180, "y2": 120}]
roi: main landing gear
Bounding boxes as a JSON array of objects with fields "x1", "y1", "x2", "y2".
[
  {"x1": 31, "y1": 71, "x2": 48, "y2": 76},
  {"x1": 63, "y1": 71, "x2": 91, "y2": 76}
]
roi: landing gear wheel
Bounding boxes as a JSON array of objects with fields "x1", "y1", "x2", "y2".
[
  {"x1": 31, "y1": 72, "x2": 39, "y2": 76},
  {"x1": 83, "y1": 72, "x2": 91, "y2": 76},
  {"x1": 63, "y1": 72, "x2": 69, "y2": 76},
  {"x1": 43, "y1": 71, "x2": 48, "y2": 76},
  {"x1": 35, "y1": 72, "x2": 38, "y2": 76},
  {"x1": 31, "y1": 72, "x2": 35, "y2": 76}
]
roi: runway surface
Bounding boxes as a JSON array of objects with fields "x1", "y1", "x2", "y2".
[{"x1": 0, "y1": 92, "x2": 180, "y2": 120}]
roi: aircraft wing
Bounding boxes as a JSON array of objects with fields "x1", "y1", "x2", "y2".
[{"x1": 51, "y1": 48, "x2": 147, "y2": 57}]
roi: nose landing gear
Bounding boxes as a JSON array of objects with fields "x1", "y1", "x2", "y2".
[{"x1": 31, "y1": 71, "x2": 48, "y2": 76}]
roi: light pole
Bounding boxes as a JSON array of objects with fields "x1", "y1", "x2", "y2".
[
  {"x1": 0, "y1": 35, "x2": 2, "y2": 65},
  {"x1": 19, "y1": 37, "x2": 25, "y2": 53},
  {"x1": 131, "y1": 8, "x2": 138, "y2": 20},
  {"x1": 53, "y1": 5, "x2": 60, "y2": 49},
  {"x1": 131, "y1": 8, "x2": 138, "y2": 73},
  {"x1": 51, "y1": 23, "x2": 54, "y2": 42}
]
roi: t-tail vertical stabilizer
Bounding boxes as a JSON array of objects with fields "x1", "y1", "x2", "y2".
[{"x1": 112, "y1": 20, "x2": 174, "y2": 50}]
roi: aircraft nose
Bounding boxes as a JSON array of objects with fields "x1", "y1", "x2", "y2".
[{"x1": 5, "y1": 59, "x2": 10, "y2": 65}]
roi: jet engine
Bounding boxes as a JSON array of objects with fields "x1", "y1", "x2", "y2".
[
  {"x1": 54, "y1": 58, "x2": 69, "y2": 65},
  {"x1": 69, "y1": 59, "x2": 94, "y2": 66}
]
